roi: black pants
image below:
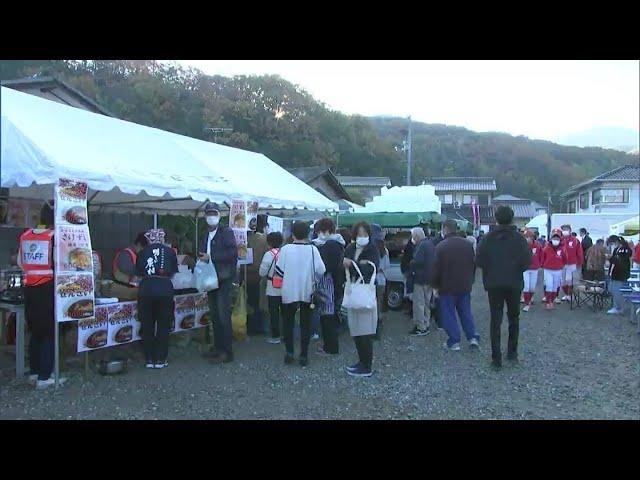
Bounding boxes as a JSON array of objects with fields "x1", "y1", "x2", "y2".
[
  {"x1": 282, "y1": 301, "x2": 312, "y2": 358},
  {"x1": 487, "y1": 288, "x2": 521, "y2": 363},
  {"x1": 29, "y1": 334, "x2": 54, "y2": 381},
  {"x1": 353, "y1": 335, "x2": 373, "y2": 370},
  {"x1": 246, "y1": 279, "x2": 265, "y2": 334},
  {"x1": 208, "y1": 277, "x2": 234, "y2": 355},
  {"x1": 320, "y1": 314, "x2": 339, "y2": 354},
  {"x1": 138, "y1": 295, "x2": 173, "y2": 364},
  {"x1": 267, "y1": 296, "x2": 282, "y2": 338}
]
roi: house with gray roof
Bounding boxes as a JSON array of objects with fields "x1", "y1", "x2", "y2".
[
  {"x1": 287, "y1": 167, "x2": 352, "y2": 203},
  {"x1": 493, "y1": 194, "x2": 546, "y2": 227},
  {"x1": 425, "y1": 177, "x2": 497, "y2": 227},
  {"x1": 560, "y1": 165, "x2": 640, "y2": 216},
  {"x1": 336, "y1": 176, "x2": 392, "y2": 203}
]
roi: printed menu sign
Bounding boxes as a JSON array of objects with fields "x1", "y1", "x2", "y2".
[
  {"x1": 230, "y1": 199, "x2": 254, "y2": 265},
  {"x1": 193, "y1": 292, "x2": 210, "y2": 328},
  {"x1": 54, "y1": 179, "x2": 95, "y2": 323},
  {"x1": 77, "y1": 306, "x2": 108, "y2": 352},
  {"x1": 174, "y1": 294, "x2": 196, "y2": 332},
  {"x1": 107, "y1": 302, "x2": 136, "y2": 346}
]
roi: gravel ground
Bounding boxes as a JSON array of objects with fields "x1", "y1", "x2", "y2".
[{"x1": 1, "y1": 279, "x2": 639, "y2": 420}]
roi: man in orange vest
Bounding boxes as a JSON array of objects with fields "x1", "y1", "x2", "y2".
[
  {"x1": 17, "y1": 201, "x2": 58, "y2": 390},
  {"x1": 112, "y1": 233, "x2": 148, "y2": 288}
]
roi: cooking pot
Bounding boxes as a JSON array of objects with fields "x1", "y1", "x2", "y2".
[{"x1": 97, "y1": 358, "x2": 128, "y2": 375}]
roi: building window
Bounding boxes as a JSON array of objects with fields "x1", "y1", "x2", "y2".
[
  {"x1": 463, "y1": 194, "x2": 478, "y2": 204},
  {"x1": 592, "y1": 188, "x2": 629, "y2": 204},
  {"x1": 567, "y1": 200, "x2": 577, "y2": 213},
  {"x1": 438, "y1": 194, "x2": 453, "y2": 204},
  {"x1": 579, "y1": 192, "x2": 590, "y2": 210}
]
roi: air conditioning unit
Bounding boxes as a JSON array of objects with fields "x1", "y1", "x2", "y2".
[{"x1": 454, "y1": 201, "x2": 461, "y2": 209}]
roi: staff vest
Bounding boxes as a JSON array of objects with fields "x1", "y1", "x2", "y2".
[{"x1": 19, "y1": 229, "x2": 54, "y2": 287}]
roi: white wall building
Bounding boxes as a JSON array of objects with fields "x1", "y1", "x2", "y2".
[{"x1": 561, "y1": 165, "x2": 640, "y2": 216}]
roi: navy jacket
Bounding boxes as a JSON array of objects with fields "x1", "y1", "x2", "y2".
[
  {"x1": 199, "y1": 226, "x2": 238, "y2": 281},
  {"x1": 410, "y1": 238, "x2": 435, "y2": 285}
]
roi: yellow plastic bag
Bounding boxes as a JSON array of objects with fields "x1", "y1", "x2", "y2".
[{"x1": 232, "y1": 287, "x2": 247, "y2": 341}]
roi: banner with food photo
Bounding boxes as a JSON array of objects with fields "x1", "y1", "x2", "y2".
[
  {"x1": 107, "y1": 302, "x2": 136, "y2": 346},
  {"x1": 246, "y1": 201, "x2": 259, "y2": 231},
  {"x1": 173, "y1": 294, "x2": 196, "y2": 331},
  {"x1": 193, "y1": 292, "x2": 210, "y2": 328},
  {"x1": 54, "y1": 178, "x2": 95, "y2": 323},
  {"x1": 77, "y1": 305, "x2": 109, "y2": 352}
]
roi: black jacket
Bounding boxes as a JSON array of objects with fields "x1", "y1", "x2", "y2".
[
  {"x1": 400, "y1": 239, "x2": 414, "y2": 275},
  {"x1": 410, "y1": 238, "x2": 435, "y2": 285},
  {"x1": 199, "y1": 226, "x2": 238, "y2": 281},
  {"x1": 136, "y1": 243, "x2": 178, "y2": 297},
  {"x1": 581, "y1": 234, "x2": 593, "y2": 259},
  {"x1": 431, "y1": 233, "x2": 476, "y2": 295},
  {"x1": 476, "y1": 225, "x2": 531, "y2": 291},
  {"x1": 317, "y1": 239, "x2": 345, "y2": 285},
  {"x1": 609, "y1": 245, "x2": 631, "y2": 281},
  {"x1": 345, "y1": 242, "x2": 380, "y2": 284}
]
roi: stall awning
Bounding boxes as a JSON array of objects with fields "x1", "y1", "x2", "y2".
[{"x1": 1, "y1": 86, "x2": 337, "y2": 213}]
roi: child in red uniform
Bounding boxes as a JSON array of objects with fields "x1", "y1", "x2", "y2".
[
  {"x1": 558, "y1": 224, "x2": 583, "y2": 302},
  {"x1": 542, "y1": 230, "x2": 566, "y2": 310},
  {"x1": 522, "y1": 230, "x2": 543, "y2": 312}
]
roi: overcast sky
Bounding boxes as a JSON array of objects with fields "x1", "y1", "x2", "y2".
[{"x1": 178, "y1": 60, "x2": 639, "y2": 143}]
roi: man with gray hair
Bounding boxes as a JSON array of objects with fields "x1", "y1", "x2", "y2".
[{"x1": 409, "y1": 227, "x2": 435, "y2": 336}]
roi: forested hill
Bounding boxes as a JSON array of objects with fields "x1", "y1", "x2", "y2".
[{"x1": 1, "y1": 60, "x2": 636, "y2": 203}]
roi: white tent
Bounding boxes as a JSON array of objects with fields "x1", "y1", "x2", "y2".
[
  {"x1": 526, "y1": 214, "x2": 548, "y2": 232},
  {"x1": 609, "y1": 215, "x2": 640, "y2": 236},
  {"x1": 356, "y1": 185, "x2": 441, "y2": 213},
  {"x1": 0, "y1": 86, "x2": 336, "y2": 213}
]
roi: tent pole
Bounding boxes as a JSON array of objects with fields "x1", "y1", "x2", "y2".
[
  {"x1": 153, "y1": 213, "x2": 158, "y2": 229},
  {"x1": 195, "y1": 213, "x2": 199, "y2": 253},
  {"x1": 54, "y1": 322, "x2": 60, "y2": 389}
]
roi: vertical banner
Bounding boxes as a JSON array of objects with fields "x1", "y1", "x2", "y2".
[
  {"x1": 54, "y1": 179, "x2": 95, "y2": 323},
  {"x1": 193, "y1": 292, "x2": 210, "y2": 328},
  {"x1": 230, "y1": 199, "x2": 251, "y2": 265}
]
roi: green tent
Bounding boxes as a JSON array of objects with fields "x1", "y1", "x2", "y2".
[{"x1": 335, "y1": 212, "x2": 442, "y2": 228}]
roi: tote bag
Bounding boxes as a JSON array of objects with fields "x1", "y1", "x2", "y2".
[{"x1": 342, "y1": 261, "x2": 377, "y2": 310}]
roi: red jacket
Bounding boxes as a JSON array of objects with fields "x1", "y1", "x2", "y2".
[
  {"x1": 528, "y1": 241, "x2": 543, "y2": 270},
  {"x1": 633, "y1": 243, "x2": 640, "y2": 264},
  {"x1": 561, "y1": 236, "x2": 583, "y2": 267},
  {"x1": 542, "y1": 243, "x2": 566, "y2": 270}
]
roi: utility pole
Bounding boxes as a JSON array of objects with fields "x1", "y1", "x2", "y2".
[
  {"x1": 406, "y1": 116, "x2": 413, "y2": 186},
  {"x1": 547, "y1": 191, "x2": 552, "y2": 239}
]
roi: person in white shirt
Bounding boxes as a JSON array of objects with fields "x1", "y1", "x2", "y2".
[
  {"x1": 259, "y1": 231, "x2": 285, "y2": 344},
  {"x1": 275, "y1": 221, "x2": 326, "y2": 366}
]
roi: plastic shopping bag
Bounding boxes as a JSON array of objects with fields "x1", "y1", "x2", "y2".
[
  {"x1": 194, "y1": 260, "x2": 219, "y2": 292},
  {"x1": 232, "y1": 287, "x2": 247, "y2": 341}
]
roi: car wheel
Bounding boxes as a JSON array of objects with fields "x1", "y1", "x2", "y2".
[{"x1": 387, "y1": 283, "x2": 404, "y2": 311}]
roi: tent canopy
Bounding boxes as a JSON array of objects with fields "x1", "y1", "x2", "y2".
[{"x1": 1, "y1": 86, "x2": 337, "y2": 213}]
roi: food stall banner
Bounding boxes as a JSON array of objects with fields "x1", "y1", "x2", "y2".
[
  {"x1": 230, "y1": 199, "x2": 251, "y2": 265},
  {"x1": 54, "y1": 179, "x2": 95, "y2": 323},
  {"x1": 267, "y1": 215, "x2": 283, "y2": 234},
  {"x1": 76, "y1": 295, "x2": 209, "y2": 353}
]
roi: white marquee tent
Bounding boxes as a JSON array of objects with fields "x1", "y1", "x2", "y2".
[{"x1": 0, "y1": 86, "x2": 337, "y2": 213}]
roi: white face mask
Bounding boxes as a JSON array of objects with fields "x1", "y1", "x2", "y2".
[
  {"x1": 551, "y1": 239, "x2": 560, "y2": 247},
  {"x1": 356, "y1": 236, "x2": 369, "y2": 247},
  {"x1": 562, "y1": 230, "x2": 570, "y2": 237},
  {"x1": 206, "y1": 215, "x2": 220, "y2": 227}
]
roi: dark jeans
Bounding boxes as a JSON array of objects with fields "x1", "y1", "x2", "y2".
[
  {"x1": 29, "y1": 334, "x2": 54, "y2": 381},
  {"x1": 138, "y1": 295, "x2": 173, "y2": 364},
  {"x1": 208, "y1": 277, "x2": 234, "y2": 355},
  {"x1": 246, "y1": 280, "x2": 265, "y2": 334},
  {"x1": 439, "y1": 292, "x2": 479, "y2": 347},
  {"x1": 320, "y1": 314, "x2": 339, "y2": 354},
  {"x1": 353, "y1": 335, "x2": 373, "y2": 370},
  {"x1": 282, "y1": 301, "x2": 312, "y2": 358},
  {"x1": 487, "y1": 287, "x2": 521, "y2": 363},
  {"x1": 267, "y1": 296, "x2": 282, "y2": 338}
]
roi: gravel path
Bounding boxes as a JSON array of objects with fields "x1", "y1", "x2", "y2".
[{"x1": 1, "y1": 281, "x2": 638, "y2": 420}]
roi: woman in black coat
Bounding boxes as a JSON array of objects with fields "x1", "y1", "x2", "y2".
[{"x1": 342, "y1": 221, "x2": 380, "y2": 377}]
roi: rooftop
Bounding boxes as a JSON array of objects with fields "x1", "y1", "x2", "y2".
[
  {"x1": 336, "y1": 176, "x2": 392, "y2": 187},
  {"x1": 286, "y1": 167, "x2": 352, "y2": 201},
  {"x1": 425, "y1": 177, "x2": 497, "y2": 192},
  {"x1": 562, "y1": 165, "x2": 640, "y2": 197}
]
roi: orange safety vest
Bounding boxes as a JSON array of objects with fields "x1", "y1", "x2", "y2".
[
  {"x1": 112, "y1": 247, "x2": 137, "y2": 285},
  {"x1": 19, "y1": 229, "x2": 54, "y2": 287}
]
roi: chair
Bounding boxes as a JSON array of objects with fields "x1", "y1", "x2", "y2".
[{"x1": 572, "y1": 279, "x2": 609, "y2": 312}]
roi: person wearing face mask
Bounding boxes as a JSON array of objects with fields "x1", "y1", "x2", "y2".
[
  {"x1": 408, "y1": 227, "x2": 435, "y2": 336},
  {"x1": 606, "y1": 235, "x2": 632, "y2": 315},
  {"x1": 558, "y1": 224, "x2": 583, "y2": 303},
  {"x1": 343, "y1": 222, "x2": 380, "y2": 377},
  {"x1": 312, "y1": 218, "x2": 346, "y2": 355},
  {"x1": 521, "y1": 230, "x2": 543, "y2": 312},
  {"x1": 541, "y1": 230, "x2": 566, "y2": 310},
  {"x1": 198, "y1": 202, "x2": 238, "y2": 364}
]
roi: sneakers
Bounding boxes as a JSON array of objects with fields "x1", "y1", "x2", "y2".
[
  {"x1": 145, "y1": 363, "x2": 155, "y2": 369},
  {"x1": 28, "y1": 374, "x2": 38, "y2": 384},
  {"x1": 36, "y1": 377, "x2": 66, "y2": 390},
  {"x1": 561, "y1": 295, "x2": 570, "y2": 302},
  {"x1": 542, "y1": 296, "x2": 547, "y2": 302},
  {"x1": 469, "y1": 338, "x2": 480, "y2": 348},
  {"x1": 409, "y1": 326, "x2": 430, "y2": 337},
  {"x1": 154, "y1": 361, "x2": 168, "y2": 369},
  {"x1": 444, "y1": 342, "x2": 461, "y2": 351},
  {"x1": 346, "y1": 363, "x2": 361, "y2": 373},
  {"x1": 554, "y1": 297, "x2": 562, "y2": 304},
  {"x1": 607, "y1": 307, "x2": 622, "y2": 315},
  {"x1": 522, "y1": 305, "x2": 531, "y2": 312},
  {"x1": 311, "y1": 333, "x2": 320, "y2": 341},
  {"x1": 346, "y1": 365, "x2": 373, "y2": 377},
  {"x1": 266, "y1": 337, "x2": 281, "y2": 344}
]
